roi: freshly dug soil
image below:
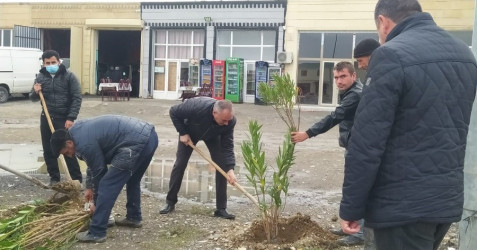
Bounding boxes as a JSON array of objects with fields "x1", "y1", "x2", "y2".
[{"x1": 232, "y1": 213, "x2": 338, "y2": 249}]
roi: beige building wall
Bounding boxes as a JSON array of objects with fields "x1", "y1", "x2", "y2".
[
  {"x1": 284, "y1": 0, "x2": 475, "y2": 87},
  {"x1": 0, "y1": 3, "x2": 142, "y2": 95}
]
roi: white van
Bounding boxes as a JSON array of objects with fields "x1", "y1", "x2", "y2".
[{"x1": 0, "y1": 47, "x2": 43, "y2": 103}]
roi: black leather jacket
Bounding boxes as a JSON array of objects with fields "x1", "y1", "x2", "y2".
[
  {"x1": 29, "y1": 64, "x2": 82, "y2": 121},
  {"x1": 306, "y1": 81, "x2": 362, "y2": 148}
]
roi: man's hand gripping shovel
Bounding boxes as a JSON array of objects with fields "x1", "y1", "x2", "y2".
[
  {"x1": 38, "y1": 91, "x2": 81, "y2": 192},
  {"x1": 187, "y1": 141, "x2": 259, "y2": 207}
]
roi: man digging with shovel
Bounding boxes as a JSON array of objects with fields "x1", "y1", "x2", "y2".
[{"x1": 50, "y1": 115, "x2": 158, "y2": 243}]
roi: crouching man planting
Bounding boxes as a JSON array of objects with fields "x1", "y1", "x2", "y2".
[{"x1": 50, "y1": 115, "x2": 158, "y2": 243}]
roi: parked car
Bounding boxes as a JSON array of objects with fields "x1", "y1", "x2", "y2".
[{"x1": 0, "y1": 47, "x2": 42, "y2": 103}]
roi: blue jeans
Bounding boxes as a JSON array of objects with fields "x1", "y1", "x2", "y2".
[{"x1": 88, "y1": 131, "x2": 158, "y2": 237}]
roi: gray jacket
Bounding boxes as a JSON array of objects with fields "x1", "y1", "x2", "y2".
[
  {"x1": 69, "y1": 115, "x2": 155, "y2": 189},
  {"x1": 30, "y1": 64, "x2": 82, "y2": 121}
]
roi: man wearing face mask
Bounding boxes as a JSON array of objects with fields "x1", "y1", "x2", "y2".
[{"x1": 29, "y1": 50, "x2": 83, "y2": 186}]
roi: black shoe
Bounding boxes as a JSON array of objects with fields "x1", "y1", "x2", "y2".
[
  {"x1": 159, "y1": 204, "x2": 175, "y2": 214},
  {"x1": 49, "y1": 179, "x2": 60, "y2": 187},
  {"x1": 214, "y1": 209, "x2": 235, "y2": 220},
  {"x1": 329, "y1": 228, "x2": 347, "y2": 236},
  {"x1": 115, "y1": 218, "x2": 142, "y2": 228},
  {"x1": 76, "y1": 231, "x2": 107, "y2": 243},
  {"x1": 336, "y1": 235, "x2": 364, "y2": 246}
]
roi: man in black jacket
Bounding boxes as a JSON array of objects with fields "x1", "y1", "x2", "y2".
[
  {"x1": 50, "y1": 115, "x2": 158, "y2": 243},
  {"x1": 292, "y1": 61, "x2": 363, "y2": 245},
  {"x1": 339, "y1": 0, "x2": 477, "y2": 249},
  {"x1": 160, "y1": 97, "x2": 237, "y2": 219},
  {"x1": 30, "y1": 50, "x2": 82, "y2": 186}
]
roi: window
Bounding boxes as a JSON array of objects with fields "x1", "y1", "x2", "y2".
[
  {"x1": 154, "y1": 29, "x2": 205, "y2": 59},
  {"x1": 323, "y1": 33, "x2": 353, "y2": 59},
  {"x1": 299, "y1": 33, "x2": 322, "y2": 58},
  {"x1": 297, "y1": 31, "x2": 380, "y2": 106},
  {"x1": 216, "y1": 30, "x2": 276, "y2": 61},
  {"x1": 1, "y1": 29, "x2": 12, "y2": 47}
]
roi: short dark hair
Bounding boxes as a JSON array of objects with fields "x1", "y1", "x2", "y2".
[
  {"x1": 334, "y1": 61, "x2": 355, "y2": 75},
  {"x1": 374, "y1": 0, "x2": 422, "y2": 25},
  {"x1": 50, "y1": 129, "x2": 71, "y2": 157},
  {"x1": 42, "y1": 50, "x2": 60, "y2": 62}
]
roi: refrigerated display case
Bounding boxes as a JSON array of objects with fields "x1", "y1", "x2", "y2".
[
  {"x1": 199, "y1": 59, "x2": 213, "y2": 97},
  {"x1": 188, "y1": 58, "x2": 200, "y2": 88},
  {"x1": 212, "y1": 60, "x2": 225, "y2": 100},
  {"x1": 254, "y1": 61, "x2": 269, "y2": 104},
  {"x1": 268, "y1": 63, "x2": 282, "y2": 86},
  {"x1": 225, "y1": 57, "x2": 244, "y2": 103}
]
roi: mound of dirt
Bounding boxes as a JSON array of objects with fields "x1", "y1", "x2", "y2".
[{"x1": 232, "y1": 213, "x2": 339, "y2": 249}]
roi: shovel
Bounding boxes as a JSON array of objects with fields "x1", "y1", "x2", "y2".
[
  {"x1": 187, "y1": 141, "x2": 259, "y2": 207},
  {"x1": 39, "y1": 91, "x2": 80, "y2": 187},
  {"x1": 0, "y1": 163, "x2": 70, "y2": 195}
]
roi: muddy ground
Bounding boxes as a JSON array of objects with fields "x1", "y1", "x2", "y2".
[{"x1": 0, "y1": 96, "x2": 458, "y2": 249}]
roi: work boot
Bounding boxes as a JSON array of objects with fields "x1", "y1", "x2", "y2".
[
  {"x1": 159, "y1": 204, "x2": 175, "y2": 214},
  {"x1": 115, "y1": 218, "x2": 142, "y2": 228},
  {"x1": 107, "y1": 215, "x2": 115, "y2": 227},
  {"x1": 214, "y1": 209, "x2": 235, "y2": 220},
  {"x1": 336, "y1": 235, "x2": 364, "y2": 246},
  {"x1": 329, "y1": 228, "x2": 347, "y2": 236},
  {"x1": 76, "y1": 231, "x2": 107, "y2": 243}
]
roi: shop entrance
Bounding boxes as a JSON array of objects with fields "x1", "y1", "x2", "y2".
[{"x1": 97, "y1": 30, "x2": 141, "y2": 97}]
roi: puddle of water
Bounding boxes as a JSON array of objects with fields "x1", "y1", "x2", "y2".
[
  {"x1": 143, "y1": 159, "x2": 255, "y2": 203},
  {"x1": 0, "y1": 144, "x2": 44, "y2": 174}
]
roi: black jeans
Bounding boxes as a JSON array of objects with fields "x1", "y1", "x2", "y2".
[
  {"x1": 40, "y1": 113, "x2": 82, "y2": 182},
  {"x1": 373, "y1": 222, "x2": 451, "y2": 250},
  {"x1": 166, "y1": 136, "x2": 228, "y2": 209}
]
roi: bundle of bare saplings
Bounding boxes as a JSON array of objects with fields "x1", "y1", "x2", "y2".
[{"x1": 0, "y1": 164, "x2": 90, "y2": 249}]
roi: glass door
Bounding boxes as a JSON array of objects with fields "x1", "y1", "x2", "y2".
[
  {"x1": 243, "y1": 62, "x2": 256, "y2": 103},
  {"x1": 319, "y1": 61, "x2": 339, "y2": 106}
]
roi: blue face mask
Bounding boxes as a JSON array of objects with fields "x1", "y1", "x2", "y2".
[{"x1": 46, "y1": 64, "x2": 59, "y2": 74}]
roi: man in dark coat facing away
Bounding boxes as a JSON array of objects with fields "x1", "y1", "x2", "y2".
[{"x1": 339, "y1": 0, "x2": 477, "y2": 249}]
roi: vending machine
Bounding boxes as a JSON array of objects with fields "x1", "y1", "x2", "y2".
[
  {"x1": 212, "y1": 60, "x2": 225, "y2": 100},
  {"x1": 225, "y1": 57, "x2": 244, "y2": 103},
  {"x1": 188, "y1": 58, "x2": 200, "y2": 88},
  {"x1": 200, "y1": 59, "x2": 212, "y2": 87},
  {"x1": 199, "y1": 59, "x2": 213, "y2": 97},
  {"x1": 254, "y1": 61, "x2": 269, "y2": 104},
  {"x1": 268, "y1": 63, "x2": 282, "y2": 86}
]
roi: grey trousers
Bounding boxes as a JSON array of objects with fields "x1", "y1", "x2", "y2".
[{"x1": 459, "y1": 209, "x2": 477, "y2": 250}]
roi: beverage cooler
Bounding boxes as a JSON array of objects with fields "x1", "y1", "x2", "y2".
[
  {"x1": 268, "y1": 63, "x2": 282, "y2": 86},
  {"x1": 225, "y1": 57, "x2": 244, "y2": 103},
  {"x1": 212, "y1": 60, "x2": 225, "y2": 100},
  {"x1": 188, "y1": 58, "x2": 200, "y2": 88},
  {"x1": 254, "y1": 61, "x2": 269, "y2": 104},
  {"x1": 200, "y1": 59, "x2": 212, "y2": 87}
]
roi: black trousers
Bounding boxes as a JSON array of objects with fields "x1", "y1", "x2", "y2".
[
  {"x1": 166, "y1": 136, "x2": 228, "y2": 209},
  {"x1": 40, "y1": 113, "x2": 82, "y2": 182},
  {"x1": 373, "y1": 222, "x2": 451, "y2": 250}
]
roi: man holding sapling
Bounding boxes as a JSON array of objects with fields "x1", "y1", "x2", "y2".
[{"x1": 291, "y1": 61, "x2": 365, "y2": 246}]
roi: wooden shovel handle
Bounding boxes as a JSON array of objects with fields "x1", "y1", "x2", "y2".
[
  {"x1": 187, "y1": 141, "x2": 259, "y2": 207},
  {"x1": 38, "y1": 91, "x2": 73, "y2": 181}
]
